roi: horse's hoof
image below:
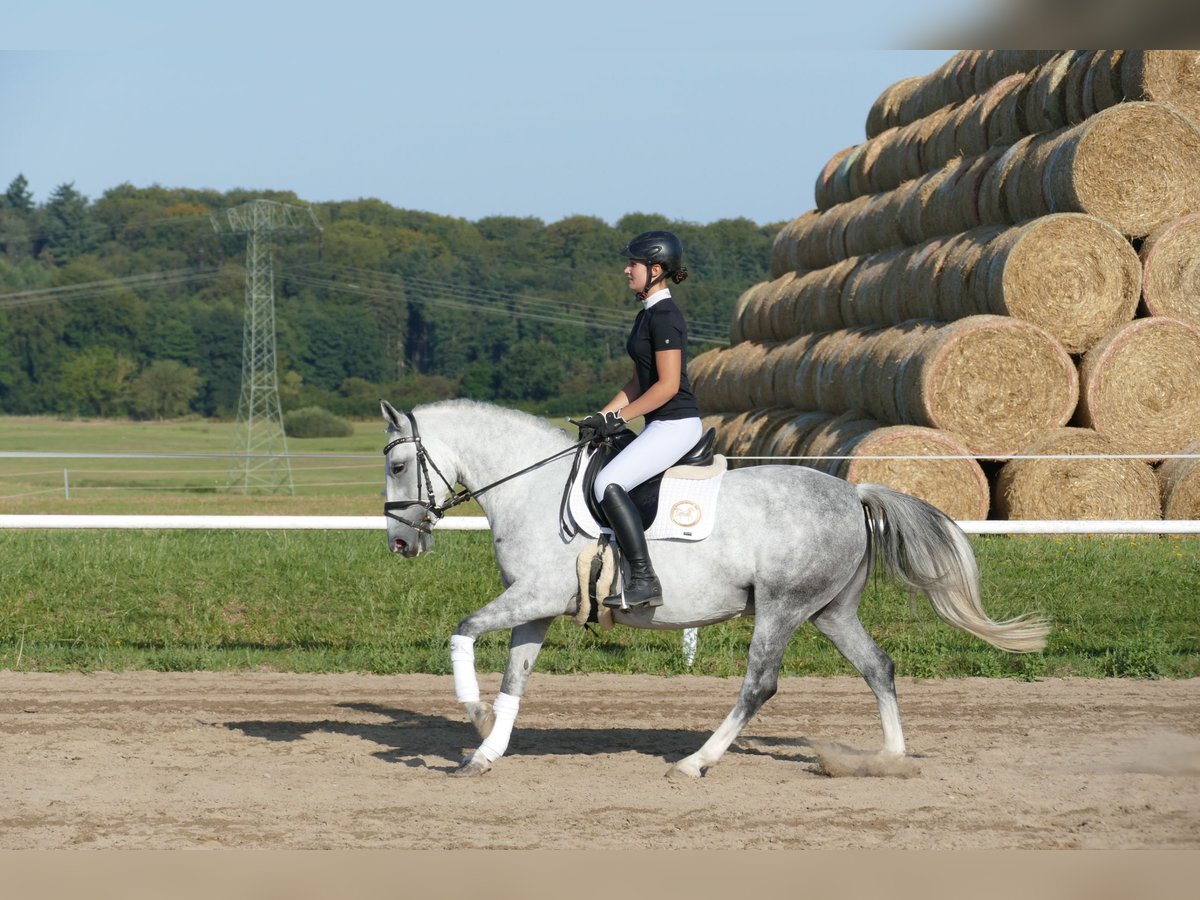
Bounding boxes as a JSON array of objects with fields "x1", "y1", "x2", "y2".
[
  {"x1": 451, "y1": 751, "x2": 492, "y2": 777},
  {"x1": 464, "y1": 701, "x2": 495, "y2": 739},
  {"x1": 669, "y1": 759, "x2": 704, "y2": 779}
]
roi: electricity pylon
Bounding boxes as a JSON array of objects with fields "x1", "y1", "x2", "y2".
[{"x1": 211, "y1": 199, "x2": 321, "y2": 493}]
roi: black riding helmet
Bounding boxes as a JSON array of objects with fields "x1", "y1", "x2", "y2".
[{"x1": 620, "y1": 230, "x2": 684, "y2": 294}]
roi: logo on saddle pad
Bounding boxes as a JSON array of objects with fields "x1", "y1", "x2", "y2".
[{"x1": 563, "y1": 452, "x2": 727, "y2": 543}]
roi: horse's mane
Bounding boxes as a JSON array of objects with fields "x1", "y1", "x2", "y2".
[{"x1": 412, "y1": 399, "x2": 572, "y2": 445}]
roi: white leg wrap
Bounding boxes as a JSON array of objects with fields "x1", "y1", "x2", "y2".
[
  {"x1": 478, "y1": 692, "x2": 520, "y2": 762},
  {"x1": 450, "y1": 634, "x2": 480, "y2": 703}
]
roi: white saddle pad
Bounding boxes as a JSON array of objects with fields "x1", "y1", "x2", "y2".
[{"x1": 563, "y1": 453, "x2": 727, "y2": 542}]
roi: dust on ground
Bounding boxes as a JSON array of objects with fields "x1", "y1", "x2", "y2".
[{"x1": 0, "y1": 671, "x2": 1196, "y2": 849}]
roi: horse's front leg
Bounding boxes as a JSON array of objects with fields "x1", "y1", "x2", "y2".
[{"x1": 448, "y1": 583, "x2": 570, "y2": 776}]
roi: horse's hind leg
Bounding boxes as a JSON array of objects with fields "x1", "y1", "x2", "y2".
[
  {"x1": 810, "y1": 580, "x2": 904, "y2": 757},
  {"x1": 673, "y1": 608, "x2": 802, "y2": 778}
]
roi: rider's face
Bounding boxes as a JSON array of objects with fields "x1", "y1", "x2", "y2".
[{"x1": 624, "y1": 260, "x2": 660, "y2": 292}]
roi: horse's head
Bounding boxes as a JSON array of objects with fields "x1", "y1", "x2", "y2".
[{"x1": 380, "y1": 399, "x2": 443, "y2": 558}]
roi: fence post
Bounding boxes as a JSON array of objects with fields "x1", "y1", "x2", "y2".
[{"x1": 63, "y1": 469, "x2": 69, "y2": 500}]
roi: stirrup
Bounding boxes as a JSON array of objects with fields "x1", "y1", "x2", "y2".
[{"x1": 602, "y1": 577, "x2": 663, "y2": 609}]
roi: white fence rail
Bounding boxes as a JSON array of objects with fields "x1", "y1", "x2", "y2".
[{"x1": 0, "y1": 514, "x2": 1197, "y2": 534}]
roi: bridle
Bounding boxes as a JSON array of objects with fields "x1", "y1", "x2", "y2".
[
  {"x1": 382, "y1": 412, "x2": 463, "y2": 535},
  {"x1": 382, "y1": 411, "x2": 591, "y2": 535}
]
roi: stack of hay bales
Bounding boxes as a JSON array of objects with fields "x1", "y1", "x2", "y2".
[{"x1": 698, "y1": 49, "x2": 1200, "y2": 520}]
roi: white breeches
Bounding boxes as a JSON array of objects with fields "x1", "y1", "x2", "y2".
[{"x1": 593, "y1": 417, "x2": 703, "y2": 502}]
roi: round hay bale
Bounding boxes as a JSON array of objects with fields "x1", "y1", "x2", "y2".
[
  {"x1": 953, "y1": 92, "x2": 995, "y2": 159},
  {"x1": 847, "y1": 131, "x2": 895, "y2": 199},
  {"x1": 861, "y1": 325, "x2": 927, "y2": 424},
  {"x1": 792, "y1": 258, "x2": 857, "y2": 335},
  {"x1": 1158, "y1": 441, "x2": 1200, "y2": 519},
  {"x1": 762, "y1": 411, "x2": 832, "y2": 465},
  {"x1": 841, "y1": 425, "x2": 990, "y2": 521},
  {"x1": 1006, "y1": 131, "x2": 1060, "y2": 222},
  {"x1": 980, "y1": 213, "x2": 1141, "y2": 353},
  {"x1": 898, "y1": 236, "x2": 951, "y2": 321},
  {"x1": 691, "y1": 346, "x2": 734, "y2": 412},
  {"x1": 1025, "y1": 51, "x2": 1077, "y2": 133},
  {"x1": 815, "y1": 146, "x2": 856, "y2": 211},
  {"x1": 815, "y1": 329, "x2": 869, "y2": 413},
  {"x1": 839, "y1": 248, "x2": 904, "y2": 329},
  {"x1": 843, "y1": 194, "x2": 885, "y2": 258},
  {"x1": 952, "y1": 150, "x2": 1005, "y2": 232},
  {"x1": 931, "y1": 232, "x2": 981, "y2": 321},
  {"x1": 798, "y1": 411, "x2": 881, "y2": 476},
  {"x1": 1121, "y1": 51, "x2": 1200, "y2": 126},
  {"x1": 1063, "y1": 50, "x2": 1099, "y2": 125},
  {"x1": 925, "y1": 156, "x2": 979, "y2": 239},
  {"x1": 907, "y1": 315, "x2": 1079, "y2": 458},
  {"x1": 857, "y1": 187, "x2": 906, "y2": 254},
  {"x1": 688, "y1": 348, "x2": 722, "y2": 404},
  {"x1": 716, "y1": 342, "x2": 772, "y2": 411},
  {"x1": 745, "y1": 408, "x2": 803, "y2": 461},
  {"x1": 931, "y1": 104, "x2": 976, "y2": 169},
  {"x1": 985, "y1": 73, "x2": 1029, "y2": 147},
  {"x1": 724, "y1": 408, "x2": 772, "y2": 465},
  {"x1": 917, "y1": 106, "x2": 958, "y2": 172},
  {"x1": 829, "y1": 193, "x2": 877, "y2": 260},
  {"x1": 898, "y1": 167, "x2": 952, "y2": 245},
  {"x1": 1084, "y1": 50, "x2": 1125, "y2": 116},
  {"x1": 729, "y1": 282, "x2": 766, "y2": 345},
  {"x1": 790, "y1": 211, "x2": 823, "y2": 274},
  {"x1": 1139, "y1": 212, "x2": 1200, "y2": 327},
  {"x1": 994, "y1": 427, "x2": 1162, "y2": 520},
  {"x1": 749, "y1": 343, "x2": 789, "y2": 409},
  {"x1": 1076, "y1": 317, "x2": 1200, "y2": 456},
  {"x1": 790, "y1": 209, "x2": 831, "y2": 271},
  {"x1": 873, "y1": 319, "x2": 941, "y2": 425},
  {"x1": 870, "y1": 120, "x2": 921, "y2": 192},
  {"x1": 783, "y1": 332, "x2": 830, "y2": 411},
  {"x1": 867, "y1": 76, "x2": 923, "y2": 138},
  {"x1": 978, "y1": 134, "x2": 1034, "y2": 225},
  {"x1": 769, "y1": 221, "x2": 795, "y2": 280},
  {"x1": 1042, "y1": 102, "x2": 1200, "y2": 237},
  {"x1": 938, "y1": 227, "x2": 1006, "y2": 322},
  {"x1": 761, "y1": 276, "x2": 801, "y2": 342}
]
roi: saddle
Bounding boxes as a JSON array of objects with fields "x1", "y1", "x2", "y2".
[{"x1": 560, "y1": 427, "x2": 726, "y2": 542}]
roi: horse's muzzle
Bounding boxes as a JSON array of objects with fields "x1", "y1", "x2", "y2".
[{"x1": 391, "y1": 536, "x2": 423, "y2": 558}]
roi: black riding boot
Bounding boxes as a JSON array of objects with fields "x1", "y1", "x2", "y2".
[{"x1": 600, "y1": 483, "x2": 663, "y2": 608}]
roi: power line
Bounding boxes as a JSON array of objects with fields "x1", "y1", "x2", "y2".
[
  {"x1": 0, "y1": 266, "x2": 223, "y2": 310},
  {"x1": 286, "y1": 262, "x2": 730, "y2": 343}
]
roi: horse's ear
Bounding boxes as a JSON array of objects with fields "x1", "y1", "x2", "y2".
[{"x1": 380, "y1": 399, "x2": 405, "y2": 429}]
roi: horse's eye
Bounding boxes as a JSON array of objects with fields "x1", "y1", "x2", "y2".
[{"x1": 392, "y1": 463, "x2": 406, "y2": 476}]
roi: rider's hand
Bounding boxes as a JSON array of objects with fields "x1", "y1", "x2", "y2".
[
  {"x1": 600, "y1": 411, "x2": 626, "y2": 437},
  {"x1": 577, "y1": 411, "x2": 605, "y2": 442},
  {"x1": 578, "y1": 411, "x2": 626, "y2": 442}
]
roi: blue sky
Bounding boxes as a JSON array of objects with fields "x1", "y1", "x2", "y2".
[{"x1": 0, "y1": 2, "x2": 975, "y2": 226}]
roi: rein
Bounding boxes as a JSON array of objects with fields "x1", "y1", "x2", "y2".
[{"x1": 383, "y1": 411, "x2": 590, "y2": 534}]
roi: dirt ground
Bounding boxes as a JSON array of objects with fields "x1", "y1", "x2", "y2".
[{"x1": 0, "y1": 671, "x2": 1196, "y2": 849}]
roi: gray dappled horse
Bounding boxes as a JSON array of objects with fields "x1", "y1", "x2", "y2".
[{"x1": 380, "y1": 399, "x2": 1048, "y2": 777}]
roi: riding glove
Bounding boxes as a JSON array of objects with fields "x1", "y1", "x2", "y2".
[{"x1": 578, "y1": 410, "x2": 627, "y2": 442}]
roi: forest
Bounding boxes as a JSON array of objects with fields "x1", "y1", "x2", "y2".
[{"x1": 0, "y1": 175, "x2": 779, "y2": 420}]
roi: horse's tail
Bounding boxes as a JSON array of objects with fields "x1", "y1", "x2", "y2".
[{"x1": 856, "y1": 483, "x2": 1049, "y2": 653}]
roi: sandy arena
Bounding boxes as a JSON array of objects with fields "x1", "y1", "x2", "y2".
[{"x1": 0, "y1": 671, "x2": 1196, "y2": 849}]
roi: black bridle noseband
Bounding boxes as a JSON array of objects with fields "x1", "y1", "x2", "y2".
[{"x1": 382, "y1": 411, "x2": 592, "y2": 535}]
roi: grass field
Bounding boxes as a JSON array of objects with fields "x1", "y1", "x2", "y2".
[{"x1": 1, "y1": 416, "x2": 1197, "y2": 678}]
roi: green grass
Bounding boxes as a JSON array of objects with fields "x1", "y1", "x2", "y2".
[
  {"x1": 0, "y1": 530, "x2": 1195, "y2": 678},
  {"x1": 2, "y1": 415, "x2": 1197, "y2": 678},
  {"x1": 0, "y1": 414, "x2": 484, "y2": 517}
]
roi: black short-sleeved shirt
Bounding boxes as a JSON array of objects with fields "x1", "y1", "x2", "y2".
[{"x1": 627, "y1": 296, "x2": 701, "y2": 423}]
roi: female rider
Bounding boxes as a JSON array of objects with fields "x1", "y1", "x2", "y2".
[{"x1": 579, "y1": 230, "x2": 702, "y2": 608}]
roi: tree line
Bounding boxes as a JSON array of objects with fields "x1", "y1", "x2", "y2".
[{"x1": 0, "y1": 175, "x2": 780, "y2": 420}]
